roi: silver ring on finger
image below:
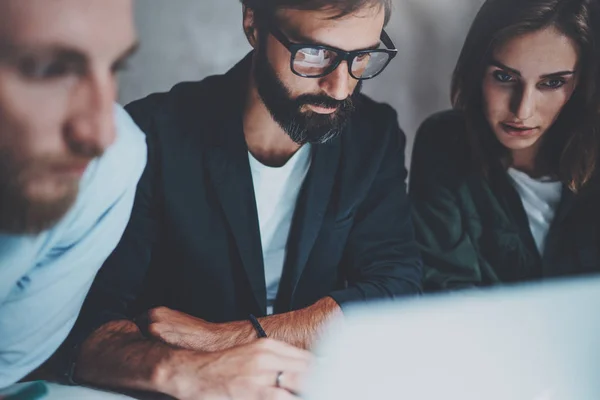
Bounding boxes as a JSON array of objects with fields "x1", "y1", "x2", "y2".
[{"x1": 276, "y1": 371, "x2": 284, "y2": 388}]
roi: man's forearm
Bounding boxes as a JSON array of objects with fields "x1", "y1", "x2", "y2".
[
  {"x1": 259, "y1": 297, "x2": 342, "y2": 349},
  {"x1": 76, "y1": 320, "x2": 190, "y2": 396},
  {"x1": 76, "y1": 320, "x2": 314, "y2": 400},
  {"x1": 145, "y1": 297, "x2": 343, "y2": 352},
  {"x1": 205, "y1": 297, "x2": 342, "y2": 350}
]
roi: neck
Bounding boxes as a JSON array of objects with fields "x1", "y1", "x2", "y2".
[
  {"x1": 243, "y1": 72, "x2": 301, "y2": 167},
  {"x1": 510, "y1": 143, "x2": 545, "y2": 178}
]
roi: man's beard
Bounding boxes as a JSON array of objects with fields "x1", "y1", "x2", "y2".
[
  {"x1": 253, "y1": 38, "x2": 362, "y2": 145},
  {"x1": 0, "y1": 153, "x2": 81, "y2": 235}
]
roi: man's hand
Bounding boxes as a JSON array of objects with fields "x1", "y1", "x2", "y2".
[
  {"x1": 75, "y1": 320, "x2": 311, "y2": 400},
  {"x1": 161, "y1": 339, "x2": 312, "y2": 400},
  {"x1": 142, "y1": 307, "x2": 253, "y2": 352}
]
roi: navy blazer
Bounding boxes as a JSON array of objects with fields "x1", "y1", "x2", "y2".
[{"x1": 68, "y1": 54, "x2": 422, "y2": 345}]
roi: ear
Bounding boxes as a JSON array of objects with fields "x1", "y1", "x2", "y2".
[{"x1": 243, "y1": 6, "x2": 260, "y2": 49}]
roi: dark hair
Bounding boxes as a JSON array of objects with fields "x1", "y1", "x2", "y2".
[
  {"x1": 451, "y1": 0, "x2": 600, "y2": 192},
  {"x1": 241, "y1": 0, "x2": 392, "y2": 26}
]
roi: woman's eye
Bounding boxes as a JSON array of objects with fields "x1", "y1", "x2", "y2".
[
  {"x1": 492, "y1": 70, "x2": 514, "y2": 83},
  {"x1": 540, "y1": 79, "x2": 566, "y2": 89}
]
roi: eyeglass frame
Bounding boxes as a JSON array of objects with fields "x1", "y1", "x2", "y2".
[{"x1": 267, "y1": 23, "x2": 398, "y2": 80}]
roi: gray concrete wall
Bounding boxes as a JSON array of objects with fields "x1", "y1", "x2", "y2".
[{"x1": 119, "y1": 0, "x2": 485, "y2": 165}]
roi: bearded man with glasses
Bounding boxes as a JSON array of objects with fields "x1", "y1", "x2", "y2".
[{"x1": 56, "y1": 1, "x2": 422, "y2": 397}]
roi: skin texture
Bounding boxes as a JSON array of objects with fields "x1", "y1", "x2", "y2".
[
  {"x1": 144, "y1": 297, "x2": 342, "y2": 352},
  {"x1": 0, "y1": 0, "x2": 137, "y2": 233},
  {"x1": 481, "y1": 26, "x2": 579, "y2": 176}
]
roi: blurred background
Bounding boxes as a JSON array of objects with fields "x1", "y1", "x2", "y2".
[{"x1": 119, "y1": 0, "x2": 486, "y2": 165}]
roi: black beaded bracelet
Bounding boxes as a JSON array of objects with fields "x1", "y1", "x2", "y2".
[{"x1": 248, "y1": 314, "x2": 268, "y2": 338}]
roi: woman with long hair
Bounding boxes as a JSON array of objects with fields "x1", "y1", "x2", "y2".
[{"x1": 410, "y1": 0, "x2": 600, "y2": 291}]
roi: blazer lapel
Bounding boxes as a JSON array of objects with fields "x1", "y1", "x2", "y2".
[
  {"x1": 204, "y1": 117, "x2": 267, "y2": 314},
  {"x1": 276, "y1": 138, "x2": 341, "y2": 311},
  {"x1": 176, "y1": 52, "x2": 266, "y2": 314}
]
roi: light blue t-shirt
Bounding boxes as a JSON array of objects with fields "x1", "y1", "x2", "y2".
[{"x1": 0, "y1": 104, "x2": 147, "y2": 387}]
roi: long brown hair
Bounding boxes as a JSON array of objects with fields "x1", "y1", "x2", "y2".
[{"x1": 452, "y1": 0, "x2": 600, "y2": 192}]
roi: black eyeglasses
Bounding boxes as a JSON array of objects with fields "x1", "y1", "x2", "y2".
[{"x1": 268, "y1": 24, "x2": 398, "y2": 80}]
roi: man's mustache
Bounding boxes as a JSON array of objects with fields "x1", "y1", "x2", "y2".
[{"x1": 295, "y1": 94, "x2": 352, "y2": 110}]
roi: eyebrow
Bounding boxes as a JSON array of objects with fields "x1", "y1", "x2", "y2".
[
  {"x1": 284, "y1": 26, "x2": 381, "y2": 51},
  {"x1": 116, "y1": 41, "x2": 140, "y2": 63},
  {"x1": 0, "y1": 41, "x2": 139, "y2": 67},
  {"x1": 490, "y1": 59, "x2": 576, "y2": 79}
]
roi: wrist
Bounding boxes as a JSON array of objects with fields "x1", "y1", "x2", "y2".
[
  {"x1": 248, "y1": 314, "x2": 268, "y2": 338},
  {"x1": 216, "y1": 319, "x2": 255, "y2": 346},
  {"x1": 189, "y1": 320, "x2": 255, "y2": 352},
  {"x1": 149, "y1": 349, "x2": 176, "y2": 394},
  {"x1": 152, "y1": 348, "x2": 208, "y2": 397}
]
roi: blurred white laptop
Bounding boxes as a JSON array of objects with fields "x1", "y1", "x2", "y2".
[{"x1": 306, "y1": 275, "x2": 600, "y2": 400}]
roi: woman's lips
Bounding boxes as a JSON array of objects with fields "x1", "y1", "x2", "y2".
[{"x1": 500, "y1": 122, "x2": 539, "y2": 137}]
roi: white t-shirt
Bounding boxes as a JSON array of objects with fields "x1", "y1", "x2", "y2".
[
  {"x1": 507, "y1": 168, "x2": 563, "y2": 255},
  {"x1": 249, "y1": 145, "x2": 312, "y2": 315}
]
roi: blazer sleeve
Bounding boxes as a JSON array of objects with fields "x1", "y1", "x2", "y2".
[
  {"x1": 409, "y1": 115, "x2": 485, "y2": 292},
  {"x1": 328, "y1": 106, "x2": 423, "y2": 309}
]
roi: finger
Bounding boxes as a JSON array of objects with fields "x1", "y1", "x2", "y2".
[
  {"x1": 249, "y1": 350, "x2": 312, "y2": 376},
  {"x1": 273, "y1": 370, "x2": 306, "y2": 395},
  {"x1": 147, "y1": 322, "x2": 173, "y2": 341},
  {"x1": 147, "y1": 306, "x2": 178, "y2": 323},
  {"x1": 249, "y1": 366, "x2": 308, "y2": 394},
  {"x1": 147, "y1": 307, "x2": 164, "y2": 322}
]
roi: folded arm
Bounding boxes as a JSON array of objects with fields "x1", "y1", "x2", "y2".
[
  {"x1": 143, "y1": 297, "x2": 341, "y2": 352},
  {"x1": 76, "y1": 320, "x2": 311, "y2": 400},
  {"x1": 144, "y1": 107, "x2": 421, "y2": 353}
]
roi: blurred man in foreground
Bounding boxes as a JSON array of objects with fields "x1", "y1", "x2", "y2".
[{"x1": 0, "y1": 1, "x2": 310, "y2": 398}]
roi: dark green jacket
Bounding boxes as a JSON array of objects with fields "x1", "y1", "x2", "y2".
[{"x1": 410, "y1": 110, "x2": 600, "y2": 292}]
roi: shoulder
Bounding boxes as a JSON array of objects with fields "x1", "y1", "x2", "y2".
[
  {"x1": 411, "y1": 109, "x2": 471, "y2": 176},
  {"x1": 356, "y1": 94, "x2": 398, "y2": 121},
  {"x1": 415, "y1": 109, "x2": 468, "y2": 151},
  {"x1": 347, "y1": 94, "x2": 405, "y2": 152},
  {"x1": 353, "y1": 94, "x2": 400, "y2": 133},
  {"x1": 125, "y1": 73, "x2": 232, "y2": 135},
  {"x1": 126, "y1": 75, "x2": 223, "y2": 113},
  {"x1": 336, "y1": 96, "x2": 408, "y2": 187}
]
